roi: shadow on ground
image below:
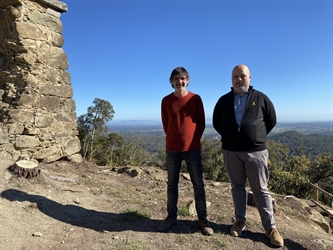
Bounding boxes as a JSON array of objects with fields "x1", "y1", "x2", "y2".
[
  {"x1": 1, "y1": 188, "x2": 315, "y2": 249},
  {"x1": 240, "y1": 230, "x2": 309, "y2": 250}
]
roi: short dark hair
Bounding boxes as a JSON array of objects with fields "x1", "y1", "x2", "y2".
[{"x1": 169, "y1": 67, "x2": 190, "y2": 83}]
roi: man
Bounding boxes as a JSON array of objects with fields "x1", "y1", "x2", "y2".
[
  {"x1": 157, "y1": 67, "x2": 213, "y2": 236},
  {"x1": 212, "y1": 64, "x2": 283, "y2": 247}
]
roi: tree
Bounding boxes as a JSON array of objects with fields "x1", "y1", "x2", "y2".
[
  {"x1": 77, "y1": 98, "x2": 115, "y2": 162},
  {"x1": 201, "y1": 138, "x2": 229, "y2": 182},
  {"x1": 267, "y1": 141, "x2": 291, "y2": 194},
  {"x1": 284, "y1": 154, "x2": 311, "y2": 197},
  {"x1": 267, "y1": 140, "x2": 312, "y2": 198},
  {"x1": 309, "y1": 153, "x2": 333, "y2": 205}
]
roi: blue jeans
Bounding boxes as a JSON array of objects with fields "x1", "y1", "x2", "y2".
[{"x1": 166, "y1": 151, "x2": 207, "y2": 220}]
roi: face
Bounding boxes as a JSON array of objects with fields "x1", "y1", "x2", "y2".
[
  {"x1": 171, "y1": 74, "x2": 189, "y2": 91},
  {"x1": 232, "y1": 65, "x2": 251, "y2": 94}
]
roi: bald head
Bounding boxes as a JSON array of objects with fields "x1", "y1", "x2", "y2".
[
  {"x1": 232, "y1": 64, "x2": 251, "y2": 95},
  {"x1": 232, "y1": 64, "x2": 250, "y2": 75}
]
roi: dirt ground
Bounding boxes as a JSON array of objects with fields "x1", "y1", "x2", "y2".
[{"x1": 0, "y1": 159, "x2": 333, "y2": 250}]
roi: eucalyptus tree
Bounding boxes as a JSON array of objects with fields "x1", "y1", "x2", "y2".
[{"x1": 77, "y1": 98, "x2": 115, "y2": 162}]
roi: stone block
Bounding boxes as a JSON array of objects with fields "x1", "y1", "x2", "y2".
[{"x1": 15, "y1": 135, "x2": 40, "y2": 149}]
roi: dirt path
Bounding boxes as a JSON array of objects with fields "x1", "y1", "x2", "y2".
[{"x1": 0, "y1": 160, "x2": 332, "y2": 250}]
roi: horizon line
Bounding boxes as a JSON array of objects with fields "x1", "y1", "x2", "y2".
[{"x1": 109, "y1": 119, "x2": 333, "y2": 124}]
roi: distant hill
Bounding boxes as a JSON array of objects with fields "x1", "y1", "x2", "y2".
[
  {"x1": 107, "y1": 121, "x2": 333, "y2": 157},
  {"x1": 268, "y1": 130, "x2": 333, "y2": 157},
  {"x1": 271, "y1": 121, "x2": 333, "y2": 135},
  {"x1": 108, "y1": 121, "x2": 333, "y2": 136}
]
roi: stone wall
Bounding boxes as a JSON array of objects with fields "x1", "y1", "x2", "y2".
[{"x1": 0, "y1": 0, "x2": 82, "y2": 163}]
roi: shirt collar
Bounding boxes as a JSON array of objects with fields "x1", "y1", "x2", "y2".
[{"x1": 234, "y1": 90, "x2": 249, "y2": 97}]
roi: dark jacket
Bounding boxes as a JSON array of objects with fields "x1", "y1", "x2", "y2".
[{"x1": 212, "y1": 86, "x2": 276, "y2": 152}]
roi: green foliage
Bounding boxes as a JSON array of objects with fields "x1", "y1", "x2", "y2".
[
  {"x1": 106, "y1": 132, "x2": 166, "y2": 168},
  {"x1": 89, "y1": 134, "x2": 110, "y2": 166},
  {"x1": 121, "y1": 132, "x2": 165, "y2": 153},
  {"x1": 201, "y1": 138, "x2": 229, "y2": 182},
  {"x1": 77, "y1": 109, "x2": 333, "y2": 206},
  {"x1": 77, "y1": 98, "x2": 115, "y2": 162},
  {"x1": 267, "y1": 141, "x2": 333, "y2": 205},
  {"x1": 120, "y1": 209, "x2": 151, "y2": 222},
  {"x1": 218, "y1": 214, "x2": 227, "y2": 221},
  {"x1": 94, "y1": 132, "x2": 153, "y2": 167},
  {"x1": 153, "y1": 147, "x2": 167, "y2": 169},
  {"x1": 309, "y1": 153, "x2": 333, "y2": 205},
  {"x1": 178, "y1": 206, "x2": 191, "y2": 217},
  {"x1": 110, "y1": 241, "x2": 151, "y2": 250},
  {"x1": 309, "y1": 153, "x2": 333, "y2": 184},
  {"x1": 268, "y1": 130, "x2": 333, "y2": 158},
  {"x1": 284, "y1": 155, "x2": 311, "y2": 197},
  {"x1": 76, "y1": 99, "x2": 158, "y2": 167},
  {"x1": 267, "y1": 141, "x2": 311, "y2": 197}
]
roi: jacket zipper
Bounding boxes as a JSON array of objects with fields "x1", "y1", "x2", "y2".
[{"x1": 238, "y1": 90, "x2": 252, "y2": 133}]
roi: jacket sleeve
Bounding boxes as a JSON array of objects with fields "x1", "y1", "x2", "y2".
[
  {"x1": 212, "y1": 98, "x2": 222, "y2": 135},
  {"x1": 263, "y1": 95, "x2": 277, "y2": 134}
]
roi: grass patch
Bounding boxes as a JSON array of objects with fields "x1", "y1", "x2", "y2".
[
  {"x1": 218, "y1": 214, "x2": 226, "y2": 221},
  {"x1": 81, "y1": 175, "x2": 106, "y2": 189},
  {"x1": 110, "y1": 241, "x2": 151, "y2": 250},
  {"x1": 105, "y1": 185, "x2": 138, "y2": 199},
  {"x1": 280, "y1": 207, "x2": 298, "y2": 217},
  {"x1": 178, "y1": 205, "x2": 191, "y2": 217},
  {"x1": 120, "y1": 209, "x2": 151, "y2": 222},
  {"x1": 178, "y1": 234, "x2": 190, "y2": 243},
  {"x1": 245, "y1": 220, "x2": 255, "y2": 226},
  {"x1": 214, "y1": 234, "x2": 230, "y2": 248}
]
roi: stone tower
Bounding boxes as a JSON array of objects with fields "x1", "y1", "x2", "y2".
[{"x1": 0, "y1": 0, "x2": 82, "y2": 163}]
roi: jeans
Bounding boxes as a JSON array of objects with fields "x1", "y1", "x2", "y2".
[{"x1": 166, "y1": 150, "x2": 207, "y2": 220}]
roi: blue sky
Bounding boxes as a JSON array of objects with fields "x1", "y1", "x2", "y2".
[{"x1": 60, "y1": 0, "x2": 332, "y2": 124}]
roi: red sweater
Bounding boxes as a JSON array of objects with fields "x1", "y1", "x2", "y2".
[{"x1": 161, "y1": 92, "x2": 205, "y2": 152}]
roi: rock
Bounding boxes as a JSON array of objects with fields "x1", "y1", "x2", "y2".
[
  {"x1": 32, "y1": 232, "x2": 43, "y2": 237},
  {"x1": 187, "y1": 200, "x2": 212, "y2": 216},
  {"x1": 0, "y1": 0, "x2": 80, "y2": 163},
  {"x1": 181, "y1": 173, "x2": 191, "y2": 181},
  {"x1": 67, "y1": 154, "x2": 83, "y2": 163},
  {"x1": 117, "y1": 166, "x2": 143, "y2": 178}
]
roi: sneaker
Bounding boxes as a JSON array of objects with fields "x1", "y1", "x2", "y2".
[
  {"x1": 230, "y1": 221, "x2": 245, "y2": 237},
  {"x1": 198, "y1": 219, "x2": 214, "y2": 236},
  {"x1": 265, "y1": 228, "x2": 284, "y2": 247},
  {"x1": 157, "y1": 217, "x2": 177, "y2": 232}
]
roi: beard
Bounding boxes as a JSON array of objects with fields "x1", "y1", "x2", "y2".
[{"x1": 234, "y1": 84, "x2": 247, "y2": 94}]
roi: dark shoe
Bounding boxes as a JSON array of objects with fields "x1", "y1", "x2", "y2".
[
  {"x1": 265, "y1": 228, "x2": 284, "y2": 247},
  {"x1": 230, "y1": 221, "x2": 245, "y2": 237},
  {"x1": 157, "y1": 217, "x2": 177, "y2": 232},
  {"x1": 198, "y1": 219, "x2": 214, "y2": 236}
]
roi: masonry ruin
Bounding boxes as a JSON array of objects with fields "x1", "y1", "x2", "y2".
[{"x1": 0, "y1": 0, "x2": 82, "y2": 163}]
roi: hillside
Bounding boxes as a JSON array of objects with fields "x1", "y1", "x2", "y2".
[
  {"x1": 0, "y1": 159, "x2": 333, "y2": 249},
  {"x1": 109, "y1": 123, "x2": 333, "y2": 157},
  {"x1": 268, "y1": 130, "x2": 333, "y2": 157}
]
